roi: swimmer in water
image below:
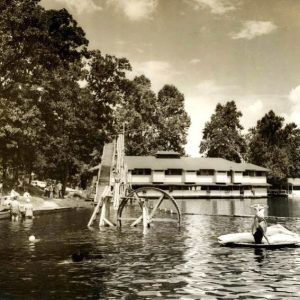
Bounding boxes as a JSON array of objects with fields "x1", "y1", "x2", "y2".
[
  {"x1": 71, "y1": 250, "x2": 103, "y2": 262},
  {"x1": 251, "y1": 204, "x2": 270, "y2": 244},
  {"x1": 10, "y1": 197, "x2": 20, "y2": 221}
]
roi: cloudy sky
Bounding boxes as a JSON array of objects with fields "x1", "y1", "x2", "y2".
[{"x1": 41, "y1": 0, "x2": 300, "y2": 156}]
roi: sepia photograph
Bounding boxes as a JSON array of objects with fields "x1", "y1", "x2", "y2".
[{"x1": 0, "y1": 0, "x2": 300, "y2": 299}]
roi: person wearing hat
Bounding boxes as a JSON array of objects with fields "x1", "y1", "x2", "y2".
[
  {"x1": 251, "y1": 204, "x2": 270, "y2": 244},
  {"x1": 23, "y1": 192, "x2": 33, "y2": 219}
]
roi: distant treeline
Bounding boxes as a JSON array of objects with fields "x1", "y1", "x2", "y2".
[
  {"x1": 200, "y1": 101, "x2": 300, "y2": 186},
  {"x1": 0, "y1": 0, "x2": 190, "y2": 190},
  {"x1": 0, "y1": 1, "x2": 295, "y2": 191}
]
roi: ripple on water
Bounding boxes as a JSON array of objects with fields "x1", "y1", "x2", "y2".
[{"x1": 0, "y1": 207, "x2": 300, "y2": 299}]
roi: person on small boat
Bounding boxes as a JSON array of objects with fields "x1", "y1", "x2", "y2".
[{"x1": 251, "y1": 204, "x2": 270, "y2": 244}]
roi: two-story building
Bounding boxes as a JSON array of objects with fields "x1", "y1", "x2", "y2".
[
  {"x1": 287, "y1": 178, "x2": 300, "y2": 198},
  {"x1": 125, "y1": 151, "x2": 269, "y2": 198}
]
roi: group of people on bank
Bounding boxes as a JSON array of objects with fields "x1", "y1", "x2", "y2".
[
  {"x1": 44, "y1": 181, "x2": 63, "y2": 199},
  {"x1": 0, "y1": 189, "x2": 34, "y2": 221}
]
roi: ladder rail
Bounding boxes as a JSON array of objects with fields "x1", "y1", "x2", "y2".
[{"x1": 87, "y1": 185, "x2": 110, "y2": 227}]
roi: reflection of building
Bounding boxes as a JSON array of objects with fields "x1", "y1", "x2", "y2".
[
  {"x1": 125, "y1": 151, "x2": 269, "y2": 198},
  {"x1": 287, "y1": 178, "x2": 300, "y2": 198}
]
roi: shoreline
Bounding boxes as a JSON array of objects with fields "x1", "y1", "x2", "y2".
[{"x1": 0, "y1": 195, "x2": 93, "y2": 220}]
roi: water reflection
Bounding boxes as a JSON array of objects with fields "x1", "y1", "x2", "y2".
[
  {"x1": 253, "y1": 248, "x2": 266, "y2": 264},
  {"x1": 161, "y1": 197, "x2": 300, "y2": 218},
  {"x1": 0, "y1": 201, "x2": 300, "y2": 299}
]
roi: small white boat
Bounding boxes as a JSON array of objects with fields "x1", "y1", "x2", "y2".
[{"x1": 218, "y1": 224, "x2": 300, "y2": 248}]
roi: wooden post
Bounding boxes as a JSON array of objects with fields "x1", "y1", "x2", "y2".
[
  {"x1": 99, "y1": 198, "x2": 107, "y2": 227},
  {"x1": 141, "y1": 199, "x2": 150, "y2": 229}
]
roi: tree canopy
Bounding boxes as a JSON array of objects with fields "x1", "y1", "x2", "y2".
[
  {"x1": 0, "y1": 0, "x2": 191, "y2": 190},
  {"x1": 247, "y1": 110, "x2": 300, "y2": 185},
  {"x1": 114, "y1": 77, "x2": 190, "y2": 156},
  {"x1": 199, "y1": 101, "x2": 246, "y2": 162}
]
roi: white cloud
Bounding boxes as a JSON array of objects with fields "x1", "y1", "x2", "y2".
[
  {"x1": 189, "y1": 58, "x2": 201, "y2": 64},
  {"x1": 195, "y1": 80, "x2": 225, "y2": 95},
  {"x1": 136, "y1": 48, "x2": 144, "y2": 54},
  {"x1": 129, "y1": 60, "x2": 178, "y2": 92},
  {"x1": 248, "y1": 100, "x2": 263, "y2": 113},
  {"x1": 108, "y1": 0, "x2": 158, "y2": 21},
  {"x1": 231, "y1": 21, "x2": 277, "y2": 40},
  {"x1": 184, "y1": 95, "x2": 217, "y2": 156},
  {"x1": 190, "y1": 0, "x2": 236, "y2": 15},
  {"x1": 288, "y1": 85, "x2": 300, "y2": 125},
  {"x1": 51, "y1": 0, "x2": 102, "y2": 14},
  {"x1": 289, "y1": 85, "x2": 300, "y2": 104}
]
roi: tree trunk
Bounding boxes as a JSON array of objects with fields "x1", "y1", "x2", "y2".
[
  {"x1": 2, "y1": 159, "x2": 7, "y2": 191},
  {"x1": 61, "y1": 163, "x2": 70, "y2": 198}
]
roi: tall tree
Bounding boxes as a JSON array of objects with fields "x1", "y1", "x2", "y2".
[
  {"x1": 86, "y1": 50, "x2": 131, "y2": 136},
  {"x1": 115, "y1": 78, "x2": 190, "y2": 156},
  {"x1": 157, "y1": 85, "x2": 190, "y2": 154},
  {"x1": 0, "y1": 0, "x2": 88, "y2": 187},
  {"x1": 115, "y1": 75, "x2": 160, "y2": 155},
  {"x1": 35, "y1": 66, "x2": 103, "y2": 189},
  {"x1": 247, "y1": 110, "x2": 300, "y2": 185},
  {"x1": 200, "y1": 101, "x2": 246, "y2": 162}
]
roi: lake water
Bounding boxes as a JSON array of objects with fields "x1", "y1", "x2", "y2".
[{"x1": 1, "y1": 197, "x2": 300, "y2": 299}]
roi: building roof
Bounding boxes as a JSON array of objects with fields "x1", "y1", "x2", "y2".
[
  {"x1": 124, "y1": 156, "x2": 268, "y2": 172},
  {"x1": 288, "y1": 178, "x2": 300, "y2": 185},
  {"x1": 155, "y1": 151, "x2": 181, "y2": 158},
  {"x1": 130, "y1": 182, "x2": 271, "y2": 187}
]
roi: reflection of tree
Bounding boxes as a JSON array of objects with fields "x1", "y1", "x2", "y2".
[
  {"x1": 288, "y1": 199, "x2": 300, "y2": 218},
  {"x1": 267, "y1": 197, "x2": 289, "y2": 217}
]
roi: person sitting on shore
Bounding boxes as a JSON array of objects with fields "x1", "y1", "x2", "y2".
[
  {"x1": 10, "y1": 188, "x2": 20, "y2": 200},
  {"x1": 10, "y1": 197, "x2": 20, "y2": 221},
  {"x1": 251, "y1": 204, "x2": 270, "y2": 244}
]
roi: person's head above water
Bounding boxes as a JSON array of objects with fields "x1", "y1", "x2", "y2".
[
  {"x1": 71, "y1": 250, "x2": 87, "y2": 262},
  {"x1": 71, "y1": 250, "x2": 103, "y2": 262}
]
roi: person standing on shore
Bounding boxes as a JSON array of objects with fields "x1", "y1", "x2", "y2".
[
  {"x1": 0, "y1": 180, "x2": 3, "y2": 196},
  {"x1": 49, "y1": 184, "x2": 53, "y2": 199},
  {"x1": 57, "y1": 181, "x2": 63, "y2": 198}
]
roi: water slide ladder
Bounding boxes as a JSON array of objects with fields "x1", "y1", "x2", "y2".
[
  {"x1": 87, "y1": 133, "x2": 181, "y2": 230},
  {"x1": 87, "y1": 134, "x2": 127, "y2": 227}
]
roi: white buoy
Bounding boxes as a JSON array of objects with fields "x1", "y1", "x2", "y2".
[{"x1": 29, "y1": 235, "x2": 36, "y2": 242}]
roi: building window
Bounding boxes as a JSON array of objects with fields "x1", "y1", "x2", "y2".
[
  {"x1": 217, "y1": 171, "x2": 227, "y2": 175},
  {"x1": 131, "y1": 169, "x2": 151, "y2": 175},
  {"x1": 255, "y1": 171, "x2": 265, "y2": 176},
  {"x1": 165, "y1": 169, "x2": 182, "y2": 175},
  {"x1": 196, "y1": 169, "x2": 214, "y2": 176},
  {"x1": 244, "y1": 171, "x2": 255, "y2": 176}
]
